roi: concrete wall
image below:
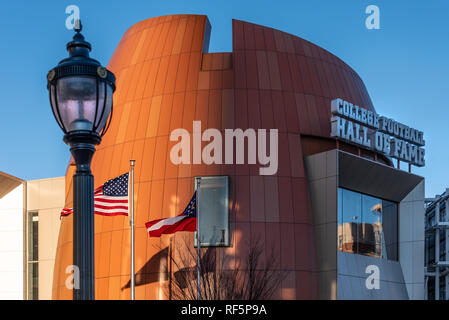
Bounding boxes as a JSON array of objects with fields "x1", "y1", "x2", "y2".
[
  {"x1": 0, "y1": 184, "x2": 25, "y2": 299},
  {"x1": 398, "y1": 180, "x2": 425, "y2": 299},
  {"x1": 305, "y1": 149, "x2": 338, "y2": 299},
  {"x1": 338, "y1": 252, "x2": 409, "y2": 299}
]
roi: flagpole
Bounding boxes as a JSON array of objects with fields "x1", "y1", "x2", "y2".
[
  {"x1": 130, "y1": 160, "x2": 135, "y2": 300},
  {"x1": 169, "y1": 236, "x2": 173, "y2": 300},
  {"x1": 196, "y1": 178, "x2": 201, "y2": 300}
]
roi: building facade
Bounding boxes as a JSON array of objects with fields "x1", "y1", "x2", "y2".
[
  {"x1": 51, "y1": 14, "x2": 425, "y2": 300},
  {"x1": 0, "y1": 172, "x2": 25, "y2": 299},
  {"x1": 0, "y1": 172, "x2": 64, "y2": 300},
  {"x1": 425, "y1": 189, "x2": 449, "y2": 300}
]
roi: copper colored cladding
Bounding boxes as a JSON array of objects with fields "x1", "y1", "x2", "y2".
[{"x1": 52, "y1": 14, "x2": 383, "y2": 300}]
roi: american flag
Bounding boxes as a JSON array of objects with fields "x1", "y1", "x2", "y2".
[{"x1": 60, "y1": 173, "x2": 129, "y2": 218}]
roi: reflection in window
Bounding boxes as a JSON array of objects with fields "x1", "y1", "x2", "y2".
[
  {"x1": 337, "y1": 188, "x2": 398, "y2": 260},
  {"x1": 194, "y1": 176, "x2": 230, "y2": 247}
]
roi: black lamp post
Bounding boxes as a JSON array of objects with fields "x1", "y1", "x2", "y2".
[{"x1": 46, "y1": 21, "x2": 115, "y2": 300}]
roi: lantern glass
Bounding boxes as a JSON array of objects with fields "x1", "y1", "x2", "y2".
[
  {"x1": 50, "y1": 84, "x2": 64, "y2": 130},
  {"x1": 94, "y1": 81, "x2": 113, "y2": 134},
  {"x1": 55, "y1": 75, "x2": 98, "y2": 132}
]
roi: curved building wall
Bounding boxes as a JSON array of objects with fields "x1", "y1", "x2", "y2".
[{"x1": 52, "y1": 14, "x2": 382, "y2": 300}]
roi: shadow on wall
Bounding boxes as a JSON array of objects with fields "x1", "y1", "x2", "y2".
[
  {"x1": 121, "y1": 246, "x2": 215, "y2": 290},
  {"x1": 121, "y1": 247, "x2": 168, "y2": 290}
]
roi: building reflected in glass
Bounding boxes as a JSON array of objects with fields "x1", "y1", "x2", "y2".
[{"x1": 338, "y1": 188, "x2": 398, "y2": 261}]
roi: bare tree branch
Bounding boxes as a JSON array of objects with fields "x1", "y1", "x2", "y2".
[{"x1": 163, "y1": 234, "x2": 287, "y2": 300}]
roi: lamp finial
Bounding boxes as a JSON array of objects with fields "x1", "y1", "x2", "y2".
[{"x1": 74, "y1": 19, "x2": 82, "y2": 33}]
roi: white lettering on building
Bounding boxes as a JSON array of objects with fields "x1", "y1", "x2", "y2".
[{"x1": 330, "y1": 98, "x2": 425, "y2": 167}]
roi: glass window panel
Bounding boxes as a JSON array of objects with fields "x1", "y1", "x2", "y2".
[
  {"x1": 337, "y1": 188, "x2": 343, "y2": 252},
  {"x1": 360, "y1": 194, "x2": 382, "y2": 258},
  {"x1": 27, "y1": 211, "x2": 39, "y2": 300},
  {"x1": 337, "y1": 188, "x2": 398, "y2": 261},
  {"x1": 27, "y1": 262, "x2": 38, "y2": 300},
  {"x1": 440, "y1": 277, "x2": 446, "y2": 300},
  {"x1": 194, "y1": 176, "x2": 230, "y2": 247},
  {"x1": 428, "y1": 278, "x2": 435, "y2": 300},
  {"x1": 28, "y1": 212, "x2": 38, "y2": 261},
  {"x1": 382, "y1": 200, "x2": 398, "y2": 260},
  {"x1": 339, "y1": 188, "x2": 361, "y2": 255},
  {"x1": 440, "y1": 203, "x2": 446, "y2": 222}
]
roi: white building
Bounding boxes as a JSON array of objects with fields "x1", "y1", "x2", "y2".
[{"x1": 0, "y1": 172, "x2": 64, "y2": 300}]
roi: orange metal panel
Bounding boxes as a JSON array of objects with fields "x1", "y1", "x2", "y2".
[
  {"x1": 164, "y1": 55, "x2": 180, "y2": 94},
  {"x1": 161, "y1": 19, "x2": 180, "y2": 57},
  {"x1": 266, "y1": 51, "x2": 282, "y2": 90},
  {"x1": 109, "y1": 230, "x2": 124, "y2": 277},
  {"x1": 153, "y1": 56, "x2": 170, "y2": 96},
  {"x1": 152, "y1": 136, "x2": 168, "y2": 181},
  {"x1": 172, "y1": 18, "x2": 188, "y2": 55},
  {"x1": 157, "y1": 94, "x2": 174, "y2": 136},
  {"x1": 174, "y1": 53, "x2": 190, "y2": 93},
  {"x1": 148, "y1": 180, "x2": 164, "y2": 222},
  {"x1": 136, "y1": 182, "x2": 151, "y2": 226},
  {"x1": 209, "y1": 70, "x2": 222, "y2": 89},
  {"x1": 139, "y1": 137, "x2": 156, "y2": 182},
  {"x1": 134, "y1": 98, "x2": 151, "y2": 140},
  {"x1": 170, "y1": 92, "x2": 185, "y2": 131}
]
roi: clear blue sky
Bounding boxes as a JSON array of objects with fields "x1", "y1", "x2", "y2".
[{"x1": 0, "y1": 0, "x2": 447, "y2": 197}]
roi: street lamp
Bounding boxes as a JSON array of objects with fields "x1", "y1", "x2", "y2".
[{"x1": 46, "y1": 21, "x2": 116, "y2": 300}]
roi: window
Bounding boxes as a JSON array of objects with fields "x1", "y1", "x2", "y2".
[
  {"x1": 338, "y1": 188, "x2": 398, "y2": 260},
  {"x1": 426, "y1": 210, "x2": 435, "y2": 229},
  {"x1": 427, "y1": 277, "x2": 435, "y2": 300},
  {"x1": 426, "y1": 234, "x2": 435, "y2": 265},
  {"x1": 439, "y1": 231, "x2": 446, "y2": 262},
  {"x1": 439, "y1": 277, "x2": 446, "y2": 300},
  {"x1": 27, "y1": 212, "x2": 39, "y2": 300},
  {"x1": 194, "y1": 176, "x2": 230, "y2": 247},
  {"x1": 440, "y1": 202, "x2": 447, "y2": 223}
]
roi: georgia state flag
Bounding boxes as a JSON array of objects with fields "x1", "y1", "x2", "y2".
[{"x1": 145, "y1": 192, "x2": 197, "y2": 237}]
